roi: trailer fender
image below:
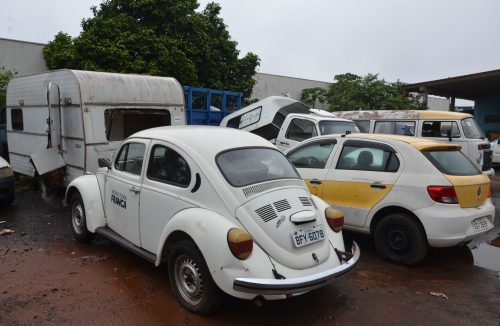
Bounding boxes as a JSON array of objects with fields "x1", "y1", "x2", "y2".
[{"x1": 65, "y1": 175, "x2": 106, "y2": 233}]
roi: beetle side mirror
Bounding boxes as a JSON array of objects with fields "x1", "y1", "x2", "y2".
[{"x1": 98, "y1": 158, "x2": 111, "y2": 169}]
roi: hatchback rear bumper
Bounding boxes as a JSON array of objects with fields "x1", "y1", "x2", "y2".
[{"x1": 233, "y1": 242, "x2": 360, "y2": 295}]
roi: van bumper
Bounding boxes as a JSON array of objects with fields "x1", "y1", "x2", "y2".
[{"x1": 233, "y1": 242, "x2": 360, "y2": 295}]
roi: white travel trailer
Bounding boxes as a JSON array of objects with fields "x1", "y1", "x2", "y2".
[
  {"x1": 6, "y1": 69, "x2": 186, "y2": 195},
  {"x1": 220, "y1": 96, "x2": 359, "y2": 152}
]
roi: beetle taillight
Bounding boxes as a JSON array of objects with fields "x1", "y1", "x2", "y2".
[
  {"x1": 325, "y1": 207, "x2": 344, "y2": 232},
  {"x1": 427, "y1": 186, "x2": 458, "y2": 204},
  {"x1": 227, "y1": 228, "x2": 253, "y2": 260}
]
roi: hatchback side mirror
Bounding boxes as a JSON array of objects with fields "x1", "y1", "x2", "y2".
[{"x1": 98, "y1": 158, "x2": 111, "y2": 168}]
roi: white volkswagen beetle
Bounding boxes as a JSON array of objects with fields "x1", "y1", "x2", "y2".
[{"x1": 65, "y1": 126, "x2": 359, "y2": 314}]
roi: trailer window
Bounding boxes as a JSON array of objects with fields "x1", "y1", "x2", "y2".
[
  {"x1": 105, "y1": 109, "x2": 171, "y2": 141},
  {"x1": 11, "y1": 109, "x2": 23, "y2": 131}
]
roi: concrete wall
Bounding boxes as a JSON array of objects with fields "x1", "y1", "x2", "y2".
[
  {"x1": 0, "y1": 38, "x2": 48, "y2": 76},
  {"x1": 252, "y1": 72, "x2": 331, "y2": 110},
  {"x1": 473, "y1": 93, "x2": 500, "y2": 138}
]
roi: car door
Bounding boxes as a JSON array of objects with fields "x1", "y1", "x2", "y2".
[
  {"x1": 322, "y1": 139, "x2": 403, "y2": 228},
  {"x1": 278, "y1": 118, "x2": 318, "y2": 151},
  {"x1": 287, "y1": 138, "x2": 338, "y2": 197},
  {"x1": 105, "y1": 139, "x2": 150, "y2": 246},
  {"x1": 139, "y1": 141, "x2": 196, "y2": 254}
]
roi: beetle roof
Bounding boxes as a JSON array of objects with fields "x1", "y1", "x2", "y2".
[{"x1": 131, "y1": 126, "x2": 276, "y2": 156}]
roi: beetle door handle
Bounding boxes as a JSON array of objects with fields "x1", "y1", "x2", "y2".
[
  {"x1": 279, "y1": 141, "x2": 289, "y2": 145},
  {"x1": 310, "y1": 179, "x2": 322, "y2": 185},
  {"x1": 129, "y1": 186, "x2": 140, "y2": 194},
  {"x1": 370, "y1": 183, "x2": 386, "y2": 189}
]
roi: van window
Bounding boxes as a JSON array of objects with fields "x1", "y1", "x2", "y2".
[
  {"x1": 422, "y1": 150, "x2": 480, "y2": 176},
  {"x1": 287, "y1": 140, "x2": 336, "y2": 169},
  {"x1": 147, "y1": 145, "x2": 191, "y2": 187},
  {"x1": 105, "y1": 109, "x2": 171, "y2": 141},
  {"x1": 285, "y1": 118, "x2": 318, "y2": 141},
  {"x1": 422, "y1": 121, "x2": 460, "y2": 138},
  {"x1": 374, "y1": 121, "x2": 415, "y2": 136},
  {"x1": 461, "y1": 118, "x2": 485, "y2": 139},
  {"x1": 115, "y1": 143, "x2": 146, "y2": 175},
  {"x1": 319, "y1": 121, "x2": 359, "y2": 135},
  {"x1": 354, "y1": 120, "x2": 370, "y2": 133},
  {"x1": 11, "y1": 108, "x2": 23, "y2": 131},
  {"x1": 336, "y1": 145, "x2": 399, "y2": 172}
]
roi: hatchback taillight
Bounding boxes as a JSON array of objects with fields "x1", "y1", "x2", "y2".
[
  {"x1": 488, "y1": 184, "x2": 492, "y2": 198},
  {"x1": 427, "y1": 186, "x2": 458, "y2": 204},
  {"x1": 227, "y1": 228, "x2": 253, "y2": 260},
  {"x1": 325, "y1": 207, "x2": 344, "y2": 232}
]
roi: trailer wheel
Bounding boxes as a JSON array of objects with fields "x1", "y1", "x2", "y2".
[{"x1": 70, "y1": 192, "x2": 95, "y2": 242}]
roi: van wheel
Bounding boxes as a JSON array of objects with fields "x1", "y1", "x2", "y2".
[
  {"x1": 70, "y1": 192, "x2": 94, "y2": 242},
  {"x1": 168, "y1": 241, "x2": 222, "y2": 315},
  {"x1": 374, "y1": 213, "x2": 428, "y2": 264}
]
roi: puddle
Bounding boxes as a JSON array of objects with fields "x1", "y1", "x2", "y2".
[{"x1": 468, "y1": 234, "x2": 500, "y2": 272}]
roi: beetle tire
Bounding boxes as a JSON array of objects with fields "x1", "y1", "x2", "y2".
[
  {"x1": 168, "y1": 241, "x2": 222, "y2": 315},
  {"x1": 69, "y1": 192, "x2": 95, "y2": 242},
  {"x1": 374, "y1": 213, "x2": 428, "y2": 265}
]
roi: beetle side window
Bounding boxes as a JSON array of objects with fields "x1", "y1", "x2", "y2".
[
  {"x1": 336, "y1": 145, "x2": 399, "y2": 172},
  {"x1": 285, "y1": 119, "x2": 318, "y2": 141},
  {"x1": 11, "y1": 108, "x2": 24, "y2": 131},
  {"x1": 287, "y1": 141, "x2": 336, "y2": 169},
  {"x1": 147, "y1": 145, "x2": 191, "y2": 187},
  {"x1": 421, "y1": 121, "x2": 460, "y2": 138},
  {"x1": 114, "y1": 143, "x2": 146, "y2": 175}
]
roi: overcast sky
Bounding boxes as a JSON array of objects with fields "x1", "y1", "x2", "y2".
[{"x1": 1, "y1": 0, "x2": 499, "y2": 85}]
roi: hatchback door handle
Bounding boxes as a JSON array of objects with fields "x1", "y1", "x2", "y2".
[
  {"x1": 370, "y1": 183, "x2": 386, "y2": 189},
  {"x1": 310, "y1": 179, "x2": 322, "y2": 185},
  {"x1": 129, "y1": 186, "x2": 140, "y2": 194}
]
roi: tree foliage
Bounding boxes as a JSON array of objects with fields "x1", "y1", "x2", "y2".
[
  {"x1": 0, "y1": 70, "x2": 14, "y2": 107},
  {"x1": 300, "y1": 87, "x2": 327, "y2": 108},
  {"x1": 302, "y1": 73, "x2": 423, "y2": 111},
  {"x1": 43, "y1": 0, "x2": 260, "y2": 98}
]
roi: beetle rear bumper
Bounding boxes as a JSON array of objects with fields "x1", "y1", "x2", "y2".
[{"x1": 233, "y1": 242, "x2": 360, "y2": 295}]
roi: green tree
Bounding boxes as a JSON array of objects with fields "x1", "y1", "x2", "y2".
[
  {"x1": 0, "y1": 70, "x2": 14, "y2": 107},
  {"x1": 300, "y1": 87, "x2": 327, "y2": 108},
  {"x1": 318, "y1": 73, "x2": 423, "y2": 111},
  {"x1": 43, "y1": 0, "x2": 260, "y2": 98}
]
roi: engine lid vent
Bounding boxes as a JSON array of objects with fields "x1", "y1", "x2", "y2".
[
  {"x1": 255, "y1": 204, "x2": 278, "y2": 222},
  {"x1": 299, "y1": 197, "x2": 316, "y2": 208},
  {"x1": 274, "y1": 199, "x2": 291, "y2": 212}
]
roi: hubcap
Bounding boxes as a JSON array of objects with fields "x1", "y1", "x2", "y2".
[
  {"x1": 387, "y1": 225, "x2": 411, "y2": 253},
  {"x1": 174, "y1": 254, "x2": 204, "y2": 305},
  {"x1": 72, "y1": 202, "x2": 84, "y2": 234}
]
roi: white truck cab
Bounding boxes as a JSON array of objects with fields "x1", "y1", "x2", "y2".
[{"x1": 220, "y1": 96, "x2": 359, "y2": 152}]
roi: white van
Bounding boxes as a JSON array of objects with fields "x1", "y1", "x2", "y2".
[
  {"x1": 220, "y1": 96, "x2": 359, "y2": 152},
  {"x1": 335, "y1": 110, "x2": 493, "y2": 176}
]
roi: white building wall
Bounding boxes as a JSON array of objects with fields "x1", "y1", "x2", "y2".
[
  {"x1": 252, "y1": 72, "x2": 331, "y2": 110},
  {"x1": 0, "y1": 38, "x2": 48, "y2": 76},
  {"x1": 427, "y1": 96, "x2": 450, "y2": 111}
]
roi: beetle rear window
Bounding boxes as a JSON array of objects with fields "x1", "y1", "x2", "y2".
[
  {"x1": 422, "y1": 150, "x2": 480, "y2": 176},
  {"x1": 217, "y1": 148, "x2": 300, "y2": 187}
]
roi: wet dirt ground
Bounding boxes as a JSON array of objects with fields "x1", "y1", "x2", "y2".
[{"x1": 1, "y1": 184, "x2": 500, "y2": 325}]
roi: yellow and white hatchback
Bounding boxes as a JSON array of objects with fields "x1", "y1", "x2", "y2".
[{"x1": 286, "y1": 133, "x2": 495, "y2": 264}]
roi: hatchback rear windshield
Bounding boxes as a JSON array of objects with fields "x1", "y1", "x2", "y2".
[
  {"x1": 319, "y1": 121, "x2": 360, "y2": 135},
  {"x1": 422, "y1": 150, "x2": 481, "y2": 176},
  {"x1": 217, "y1": 148, "x2": 300, "y2": 187}
]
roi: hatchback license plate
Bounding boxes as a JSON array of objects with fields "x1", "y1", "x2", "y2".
[
  {"x1": 471, "y1": 216, "x2": 489, "y2": 231},
  {"x1": 291, "y1": 225, "x2": 325, "y2": 247}
]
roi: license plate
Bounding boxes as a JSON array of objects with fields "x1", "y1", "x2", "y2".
[
  {"x1": 471, "y1": 216, "x2": 489, "y2": 231},
  {"x1": 291, "y1": 225, "x2": 325, "y2": 248}
]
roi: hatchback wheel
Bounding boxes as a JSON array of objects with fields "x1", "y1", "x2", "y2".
[
  {"x1": 168, "y1": 241, "x2": 222, "y2": 315},
  {"x1": 70, "y1": 192, "x2": 94, "y2": 242},
  {"x1": 374, "y1": 213, "x2": 428, "y2": 264}
]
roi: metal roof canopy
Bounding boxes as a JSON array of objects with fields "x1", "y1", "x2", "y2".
[{"x1": 404, "y1": 69, "x2": 500, "y2": 100}]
